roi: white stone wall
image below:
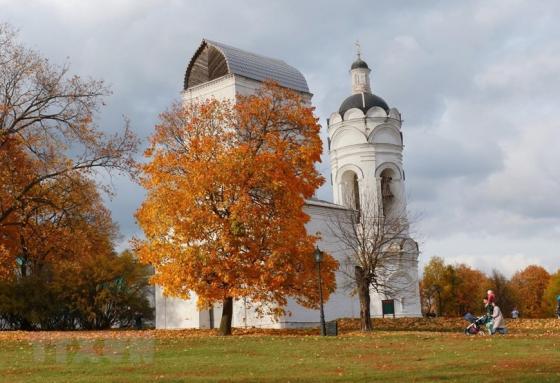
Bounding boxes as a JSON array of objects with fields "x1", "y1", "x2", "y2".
[
  {"x1": 182, "y1": 74, "x2": 237, "y2": 102},
  {"x1": 182, "y1": 73, "x2": 305, "y2": 104},
  {"x1": 273, "y1": 201, "x2": 359, "y2": 328},
  {"x1": 155, "y1": 286, "x2": 200, "y2": 329}
]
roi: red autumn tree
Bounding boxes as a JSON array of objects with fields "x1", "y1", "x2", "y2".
[{"x1": 135, "y1": 82, "x2": 337, "y2": 335}]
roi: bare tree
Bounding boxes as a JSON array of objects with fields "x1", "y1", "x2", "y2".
[{"x1": 330, "y1": 194, "x2": 418, "y2": 331}]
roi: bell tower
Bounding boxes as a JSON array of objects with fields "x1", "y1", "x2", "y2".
[
  {"x1": 328, "y1": 47, "x2": 406, "y2": 218},
  {"x1": 326, "y1": 45, "x2": 422, "y2": 317}
]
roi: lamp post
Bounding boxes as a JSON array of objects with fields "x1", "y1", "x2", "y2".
[{"x1": 314, "y1": 246, "x2": 327, "y2": 336}]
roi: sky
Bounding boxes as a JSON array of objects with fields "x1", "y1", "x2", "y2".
[{"x1": 2, "y1": 0, "x2": 559, "y2": 276}]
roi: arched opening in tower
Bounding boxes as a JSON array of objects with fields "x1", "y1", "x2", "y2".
[
  {"x1": 380, "y1": 168, "x2": 395, "y2": 216},
  {"x1": 341, "y1": 170, "x2": 361, "y2": 215}
]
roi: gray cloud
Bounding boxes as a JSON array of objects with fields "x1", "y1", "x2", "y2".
[{"x1": 3, "y1": 0, "x2": 560, "y2": 275}]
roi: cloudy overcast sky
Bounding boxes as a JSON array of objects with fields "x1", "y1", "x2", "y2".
[{"x1": 3, "y1": 0, "x2": 559, "y2": 276}]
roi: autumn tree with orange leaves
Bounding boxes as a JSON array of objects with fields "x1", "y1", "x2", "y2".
[
  {"x1": 543, "y1": 270, "x2": 560, "y2": 317},
  {"x1": 0, "y1": 24, "x2": 146, "y2": 329},
  {"x1": 0, "y1": 23, "x2": 137, "y2": 276},
  {"x1": 454, "y1": 264, "x2": 488, "y2": 315},
  {"x1": 422, "y1": 258, "x2": 489, "y2": 316},
  {"x1": 510, "y1": 265, "x2": 550, "y2": 318},
  {"x1": 136, "y1": 82, "x2": 337, "y2": 335}
]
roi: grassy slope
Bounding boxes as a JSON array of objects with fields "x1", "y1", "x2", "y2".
[{"x1": 1, "y1": 331, "x2": 560, "y2": 382}]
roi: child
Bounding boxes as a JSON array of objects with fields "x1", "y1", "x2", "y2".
[{"x1": 487, "y1": 290, "x2": 496, "y2": 305}]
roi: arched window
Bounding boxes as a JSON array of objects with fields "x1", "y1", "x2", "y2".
[
  {"x1": 341, "y1": 170, "x2": 360, "y2": 213},
  {"x1": 353, "y1": 173, "x2": 361, "y2": 212},
  {"x1": 380, "y1": 168, "x2": 395, "y2": 216}
]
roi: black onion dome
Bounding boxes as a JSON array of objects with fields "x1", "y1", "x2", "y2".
[
  {"x1": 351, "y1": 58, "x2": 369, "y2": 70},
  {"x1": 339, "y1": 92, "x2": 389, "y2": 116}
]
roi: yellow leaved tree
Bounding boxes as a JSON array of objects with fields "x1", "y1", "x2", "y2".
[{"x1": 135, "y1": 82, "x2": 337, "y2": 335}]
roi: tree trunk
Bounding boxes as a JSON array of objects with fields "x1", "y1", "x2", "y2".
[
  {"x1": 219, "y1": 297, "x2": 233, "y2": 336},
  {"x1": 355, "y1": 266, "x2": 372, "y2": 331},
  {"x1": 20, "y1": 318, "x2": 33, "y2": 331}
]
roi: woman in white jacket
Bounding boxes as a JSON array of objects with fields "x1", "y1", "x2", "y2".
[{"x1": 491, "y1": 303, "x2": 506, "y2": 334}]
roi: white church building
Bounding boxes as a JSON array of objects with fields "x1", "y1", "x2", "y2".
[{"x1": 155, "y1": 39, "x2": 421, "y2": 329}]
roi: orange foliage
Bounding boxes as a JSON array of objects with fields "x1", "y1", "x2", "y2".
[
  {"x1": 0, "y1": 245, "x2": 10, "y2": 278},
  {"x1": 454, "y1": 264, "x2": 489, "y2": 315},
  {"x1": 0, "y1": 24, "x2": 137, "y2": 277},
  {"x1": 0, "y1": 132, "x2": 115, "y2": 275},
  {"x1": 0, "y1": 24, "x2": 138, "y2": 277},
  {"x1": 510, "y1": 265, "x2": 550, "y2": 318},
  {"x1": 135, "y1": 82, "x2": 337, "y2": 320},
  {"x1": 543, "y1": 270, "x2": 560, "y2": 316}
]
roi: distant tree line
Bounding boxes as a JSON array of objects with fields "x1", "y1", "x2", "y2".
[{"x1": 420, "y1": 256, "x2": 560, "y2": 318}]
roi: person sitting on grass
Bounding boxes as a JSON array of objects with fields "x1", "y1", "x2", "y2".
[
  {"x1": 491, "y1": 302, "x2": 507, "y2": 335},
  {"x1": 511, "y1": 307, "x2": 519, "y2": 319}
]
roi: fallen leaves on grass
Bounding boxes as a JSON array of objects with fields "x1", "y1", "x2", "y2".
[
  {"x1": 1, "y1": 318, "x2": 560, "y2": 341},
  {"x1": 338, "y1": 317, "x2": 560, "y2": 335}
]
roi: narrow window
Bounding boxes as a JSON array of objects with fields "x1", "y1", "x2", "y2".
[{"x1": 353, "y1": 173, "x2": 361, "y2": 212}]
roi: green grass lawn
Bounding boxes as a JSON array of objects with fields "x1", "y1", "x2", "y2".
[{"x1": 1, "y1": 331, "x2": 559, "y2": 382}]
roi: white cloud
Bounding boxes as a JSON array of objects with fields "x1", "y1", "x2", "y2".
[{"x1": 420, "y1": 232, "x2": 558, "y2": 277}]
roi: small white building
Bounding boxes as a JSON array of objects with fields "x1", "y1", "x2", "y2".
[{"x1": 155, "y1": 39, "x2": 421, "y2": 329}]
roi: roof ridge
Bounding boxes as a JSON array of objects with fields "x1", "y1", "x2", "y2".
[{"x1": 203, "y1": 39, "x2": 287, "y2": 65}]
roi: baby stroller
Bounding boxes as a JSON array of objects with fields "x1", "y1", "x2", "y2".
[{"x1": 463, "y1": 313, "x2": 489, "y2": 335}]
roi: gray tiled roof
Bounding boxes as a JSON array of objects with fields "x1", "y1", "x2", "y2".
[{"x1": 185, "y1": 39, "x2": 309, "y2": 93}]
